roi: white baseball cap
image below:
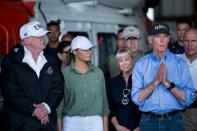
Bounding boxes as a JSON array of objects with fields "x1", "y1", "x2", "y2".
[
  {"x1": 122, "y1": 26, "x2": 140, "y2": 40},
  {"x1": 20, "y1": 21, "x2": 49, "y2": 40},
  {"x1": 71, "y1": 36, "x2": 94, "y2": 52}
]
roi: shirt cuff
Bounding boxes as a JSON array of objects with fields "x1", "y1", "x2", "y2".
[{"x1": 42, "y1": 102, "x2": 51, "y2": 114}]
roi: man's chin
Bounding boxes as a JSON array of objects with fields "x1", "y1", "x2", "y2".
[{"x1": 42, "y1": 45, "x2": 46, "y2": 49}]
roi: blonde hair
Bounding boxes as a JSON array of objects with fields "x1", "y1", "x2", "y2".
[{"x1": 116, "y1": 47, "x2": 133, "y2": 60}]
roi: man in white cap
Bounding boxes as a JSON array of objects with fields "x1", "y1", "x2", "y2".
[
  {"x1": 1, "y1": 21, "x2": 64, "y2": 131},
  {"x1": 122, "y1": 26, "x2": 144, "y2": 64}
]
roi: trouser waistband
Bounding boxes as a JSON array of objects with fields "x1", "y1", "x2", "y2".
[{"x1": 142, "y1": 110, "x2": 180, "y2": 119}]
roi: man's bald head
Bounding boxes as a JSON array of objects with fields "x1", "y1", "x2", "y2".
[{"x1": 183, "y1": 28, "x2": 197, "y2": 61}]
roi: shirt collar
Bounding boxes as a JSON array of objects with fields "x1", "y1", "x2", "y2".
[
  {"x1": 23, "y1": 46, "x2": 44, "y2": 59},
  {"x1": 150, "y1": 50, "x2": 171, "y2": 62},
  {"x1": 70, "y1": 61, "x2": 94, "y2": 74},
  {"x1": 22, "y1": 47, "x2": 47, "y2": 77},
  {"x1": 180, "y1": 53, "x2": 197, "y2": 64}
]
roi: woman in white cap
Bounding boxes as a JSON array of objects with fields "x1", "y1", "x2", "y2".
[{"x1": 57, "y1": 36, "x2": 109, "y2": 131}]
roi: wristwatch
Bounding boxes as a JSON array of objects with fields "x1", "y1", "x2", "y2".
[{"x1": 168, "y1": 82, "x2": 175, "y2": 90}]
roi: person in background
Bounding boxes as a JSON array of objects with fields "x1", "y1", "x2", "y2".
[
  {"x1": 1, "y1": 21, "x2": 64, "y2": 131},
  {"x1": 108, "y1": 47, "x2": 141, "y2": 131},
  {"x1": 56, "y1": 41, "x2": 71, "y2": 69},
  {"x1": 122, "y1": 26, "x2": 144, "y2": 64},
  {"x1": 61, "y1": 33, "x2": 73, "y2": 42},
  {"x1": 57, "y1": 36, "x2": 109, "y2": 131},
  {"x1": 168, "y1": 18, "x2": 192, "y2": 54},
  {"x1": 45, "y1": 21, "x2": 61, "y2": 57},
  {"x1": 56, "y1": 40, "x2": 71, "y2": 131},
  {"x1": 179, "y1": 28, "x2": 197, "y2": 131},
  {"x1": 131, "y1": 23, "x2": 195, "y2": 131},
  {"x1": 105, "y1": 28, "x2": 125, "y2": 79}
]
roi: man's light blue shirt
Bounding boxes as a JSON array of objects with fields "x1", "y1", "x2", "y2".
[{"x1": 131, "y1": 51, "x2": 195, "y2": 114}]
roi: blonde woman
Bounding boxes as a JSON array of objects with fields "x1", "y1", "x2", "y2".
[{"x1": 108, "y1": 47, "x2": 141, "y2": 131}]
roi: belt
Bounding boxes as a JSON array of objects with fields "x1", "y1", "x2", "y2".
[{"x1": 142, "y1": 110, "x2": 180, "y2": 119}]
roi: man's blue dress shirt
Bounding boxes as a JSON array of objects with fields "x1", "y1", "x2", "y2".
[{"x1": 131, "y1": 51, "x2": 195, "y2": 114}]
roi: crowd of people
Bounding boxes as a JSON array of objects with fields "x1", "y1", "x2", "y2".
[{"x1": 0, "y1": 18, "x2": 196, "y2": 131}]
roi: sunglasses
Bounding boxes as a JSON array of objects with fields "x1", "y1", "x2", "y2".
[{"x1": 63, "y1": 51, "x2": 70, "y2": 55}]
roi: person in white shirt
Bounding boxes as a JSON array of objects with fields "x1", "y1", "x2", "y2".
[
  {"x1": 1, "y1": 21, "x2": 64, "y2": 131},
  {"x1": 179, "y1": 28, "x2": 197, "y2": 131}
]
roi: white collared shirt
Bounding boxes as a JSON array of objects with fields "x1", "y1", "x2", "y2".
[
  {"x1": 179, "y1": 54, "x2": 197, "y2": 90},
  {"x1": 22, "y1": 47, "x2": 51, "y2": 114},
  {"x1": 22, "y1": 47, "x2": 47, "y2": 78}
]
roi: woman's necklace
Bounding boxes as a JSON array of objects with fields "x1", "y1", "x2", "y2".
[{"x1": 122, "y1": 77, "x2": 131, "y2": 105}]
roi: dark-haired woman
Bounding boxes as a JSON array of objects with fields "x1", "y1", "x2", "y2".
[
  {"x1": 56, "y1": 41, "x2": 71, "y2": 69},
  {"x1": 57, "y1": 36, "x2": 109, "y2": 131}
]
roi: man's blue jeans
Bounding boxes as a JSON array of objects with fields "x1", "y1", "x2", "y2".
[{"x1": 140, "y1": 112, "x2": 184, "y2": 131}]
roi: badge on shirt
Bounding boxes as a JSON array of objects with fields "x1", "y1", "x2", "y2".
[{"x1": 46, "y1": 66, "x2": 53, "y2": 75}]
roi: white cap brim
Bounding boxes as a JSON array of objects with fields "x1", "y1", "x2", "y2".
[{"x1": 71, "y1": 44, "x2": 95, "y2": 52}]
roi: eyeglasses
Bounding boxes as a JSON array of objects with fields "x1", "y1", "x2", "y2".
[
  {"x1": 122, "y1": 89, "x2": 130, "y2": 105},
  {"x1": 126, "y1": 37, "x2": 140, "y2": 42}
]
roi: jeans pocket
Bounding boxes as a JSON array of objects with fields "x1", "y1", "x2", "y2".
[
  {"x1": 140, "y1": 114, "x2": 150, "y2": 123},
  {"x1": 168, "y1": 112, "x2": 183, "y2": 124}
]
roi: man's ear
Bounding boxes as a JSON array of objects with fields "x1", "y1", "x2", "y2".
[
  {"x1": 148, "y1": 36, "x2": 153, "y2": 45},
  {"x1": 167, "y1": 35, "x2": 171, "y2": 44}
]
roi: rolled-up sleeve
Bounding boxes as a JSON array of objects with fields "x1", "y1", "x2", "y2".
[
  {"x1": 177, "y1": 63, "x2": 195, "y2": 106},
  {"x1": 101, "y1": 73, "x2": 110, "y2": 116},
  {"x1": 131, "y1": 62, "x2": 145, "y2": 106},
  {"x1": 56, "y1": 96, "x2": 64, "y2": 119}
]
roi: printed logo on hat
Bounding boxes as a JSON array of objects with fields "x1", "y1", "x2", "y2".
[
  {"x1": 150, "y1": 23, "x2": 170, "y2": 35},
  {"x1": 154, "y1": 24, "x2": 168, "y2": 30},
  {"x1": 20, "y1": 21, "x2": 49, "y2": 40},
  {"x1": 122, "y1": 26, "x2": 140, "y2": 39},
  {"x1": 128, "y1": 28, "x2": 134, "y2": 32},
  {"x1": 34, "y1": 24, "x2": 43, "y2": 30},
  {"x1": 24, "y1": 32, "x2": 28, "y2": 36}
]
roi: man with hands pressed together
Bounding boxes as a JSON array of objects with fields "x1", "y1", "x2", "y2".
[{"x1": 131, "y1": 23, "x2": 195, "y2": 131}]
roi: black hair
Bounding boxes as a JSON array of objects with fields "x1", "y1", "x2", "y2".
[
  {"x1": 117, "y1": 28, "x2": 124, "y2": 34},
  {"x1": 56, "y1": 41, "x2": 72, "y2": 68},
  {"x1": 47, "y1": 21, "x2": 60, "y2": 30},
  {"x1": 57, "y1": 41, "x2": 71, "y2": 54},
  {"x1": 116, "y1": 28, "x2": 124, "y2": 40},
  {"x1": 176, "y1": 18, "x2": 192, "y2": 27}
]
